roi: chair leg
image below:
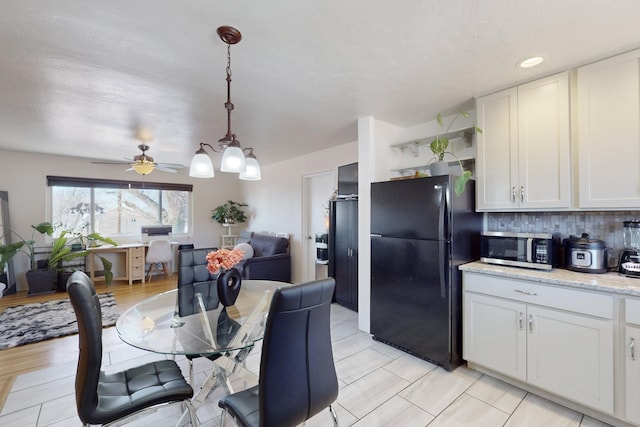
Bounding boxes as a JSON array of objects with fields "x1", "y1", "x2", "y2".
[
  {"x1": 188, "y1": 359, "x2": 194, "y2": 386},
  {"x1": 329, "y1": 404, "x2": 339, "y2": 427},
  {"x1": 183, "y1": 400, "x2": 198, "y2": 426},
  {"x1": 147, "y1": 263, "x2": 157, "y2": 282},
  {"x1": 162, "y1": 262, "x2": 172, "y2": 279},
  {"x1": 220, "y1": 408, "x2": 238, "y2": 427}
]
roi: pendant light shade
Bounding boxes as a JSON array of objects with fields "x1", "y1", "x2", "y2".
[
  {"x1": 189, "y1": 147, "x2": 215, "y2": 178},
  {"x1": 220, "y1": 140, "x2": 246, "y2": 173},
  {"x1": 239, "y1": 149, "x2": 261, "y2": 180},
  {"x1": 188, "y1": 25, "x2": 261, "y2": 180}
]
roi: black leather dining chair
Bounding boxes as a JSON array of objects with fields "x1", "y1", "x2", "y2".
[
  {"x1": 178, "y1": 247, "x2": 241, "y2": 385},
  {"x1": 67, "y1": 271, "x2": 198, "y2": 426},
  {"x1": 218, "y1": 278, "x2": 339, "y2": 427}
]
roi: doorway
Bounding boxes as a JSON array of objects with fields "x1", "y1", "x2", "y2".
[{"x1": 301, "y1": 171, "x2": 336, "y2": 282}]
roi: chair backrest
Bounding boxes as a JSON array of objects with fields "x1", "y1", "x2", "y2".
[
  {"x1": 250, "y1": 234, "x2": 289, "y2": 257},
  {"x1": 146, "y1": 239, "x2": 173, "y2": 263},
  {"x1": 259, "y1": 278, "x2": 338, "y2": 427},
  {"x1": 67, "y1": 271, "x2": 103, "y2": 424},
  {"x1": 177, "y1": 247, "x2": 219, "y2": 316}
]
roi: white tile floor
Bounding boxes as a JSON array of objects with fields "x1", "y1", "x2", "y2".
[{"x1": 0, "y1": 304, "x2": 615, "y2": 427}]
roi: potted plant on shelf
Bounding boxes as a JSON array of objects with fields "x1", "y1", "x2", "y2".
[
  {"x1": 427, "y1": 110, "x2": 482, "y2": 196},
  {"x1": 212, "y1": 200, "x2": 249, "y2": 225}
]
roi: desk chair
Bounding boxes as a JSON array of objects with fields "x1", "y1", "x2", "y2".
[
  {"x1": 218, "y1": 278, "x2": 339, "y2": 427},
  {"x1": 146, "y1": 239, "x2": 173, "y2": 282},
  {"x1": 67, "y1": 271, "x2": 197, "y2": 426}
]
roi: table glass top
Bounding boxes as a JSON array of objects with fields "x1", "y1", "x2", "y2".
[{"x1": 116, "y1": 280, "x2": 285, "y2": 356}]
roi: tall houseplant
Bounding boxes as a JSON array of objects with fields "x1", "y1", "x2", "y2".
[
  {"x1": 0, "y1": 222, "x2": 118, "y2": 292},
  {"x1": 212, "y1": 200, "x2": 248, "y2": 225},
  {"x1": 428, "y1": 110, "x2": 482, "y2": 196}
]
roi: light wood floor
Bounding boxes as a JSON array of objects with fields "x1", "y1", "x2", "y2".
[{"x1": 0, "y1": 277, "x2": 176, "y2": 411}]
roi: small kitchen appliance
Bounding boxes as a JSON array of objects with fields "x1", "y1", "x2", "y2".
[
  {"x1": 564, "y1": 233, "x2": 609, "y2": 274},
  {"x1": 619, "y1": 220, "x2": 640, "y2": 278},
  {"x1": 480, "y1": 231, "x2": 561, "y2": 270}
]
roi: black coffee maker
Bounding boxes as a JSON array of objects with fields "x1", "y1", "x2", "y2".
[{"x1": 620, "y1": 220, "x2": 640, "y2": 278}]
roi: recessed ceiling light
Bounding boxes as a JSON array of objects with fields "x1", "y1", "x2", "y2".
[{"x1": 518, "y1": 56, "x2": 544, "y2": 68}]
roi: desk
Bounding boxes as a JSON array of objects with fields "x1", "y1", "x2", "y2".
[
  {"x1": 87, "y1": 244, "x2": 146, "y2": 285},
  {"x1": 116, "y1": 280, "x2": 285, "y2": 406}
]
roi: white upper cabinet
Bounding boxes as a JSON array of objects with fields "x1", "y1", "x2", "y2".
[
  {"x1": 476, "y1": 72, "x2": 571, "y2": 211},
  {"x1": 577, "y1": 49, "x2": 640, "y2": 208}
]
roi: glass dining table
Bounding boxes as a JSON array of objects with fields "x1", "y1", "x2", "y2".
[{"x1": 116, "y1": 279, "x2": 286, "y2": 408}]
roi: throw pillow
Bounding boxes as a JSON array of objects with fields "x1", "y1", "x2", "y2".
[{"x1": 234, "y1": 242, "x2": 254, "y2": 260}]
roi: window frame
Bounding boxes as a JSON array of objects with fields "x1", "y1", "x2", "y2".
[{"x1": 47, "y1": 176, "x2": 193, "y2": 239}]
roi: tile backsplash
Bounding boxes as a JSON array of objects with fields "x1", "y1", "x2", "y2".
[{"x1": 486, "y1": 211, "x2": 640, "y2": 262}]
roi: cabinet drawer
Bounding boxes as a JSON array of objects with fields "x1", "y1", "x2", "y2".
[
  {"x1": 130, "y1": 265, "x2": 144, "y2": 279},
  {"x1": 130, "y1": 246, "x2": 144, "y2": 256},
  {"x1": 626, "y1": 298, "x2": 640, "y2": 325},
  {"x1": 463, "y1": 272, "x2": 613, "y2": 319}
]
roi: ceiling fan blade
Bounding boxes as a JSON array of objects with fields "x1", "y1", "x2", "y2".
[
  {"x1": 156, "y1": 166, "x2": 178, "y2": 173},
  {"x1": 92, "y1": 160, "x2": 131, "y2": 165},
  {"x1": 157, "y1": 163, "x2": 185, "y2": 169}
]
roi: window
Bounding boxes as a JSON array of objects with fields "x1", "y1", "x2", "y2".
[{"x1": 48, "y1": 176, "x2": 192, "y2": 238}]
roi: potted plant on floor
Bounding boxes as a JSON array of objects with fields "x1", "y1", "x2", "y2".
[
  {"x1": 212, "y1": 200, "x2": 249, "y2": 225},
  {"x1": 49, "y1": 229, "x2": 118, "y2": 290},
  {"x1": 427, "y1": 110, "x2": 482, "y2": 196},
  {"x1": 2, "y1": 222, "x2": 118, "y2": 294}
]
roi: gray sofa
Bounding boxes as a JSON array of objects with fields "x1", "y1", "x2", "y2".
[{"x1": 238, "y1": 234, "x2": 291, "y2": 283}]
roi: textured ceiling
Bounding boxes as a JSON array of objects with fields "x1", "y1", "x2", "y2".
[{"x1": 1, "y1": 0, "x2": 639, "y2": 170}]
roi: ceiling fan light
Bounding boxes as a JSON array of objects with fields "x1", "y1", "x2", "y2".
[
  {"x1": 189, "y1": 152, "x2": 215, "y2": 178},
  {"x1": 132, "y1": 160, "x2": 156, "y2": 175},
  {"x1": 220, "y1": 145, "x2": 246, "y2": 173},
  {"x1": 239, "y1": 156, "x2": 261, "y2": 180}
]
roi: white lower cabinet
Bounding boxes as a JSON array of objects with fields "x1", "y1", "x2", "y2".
[
  {"x1": 625, "y1": 299, "x2": 640, "y2": 424},
  {"x1": 463, "y1": 272, "x2": 614, "y2": 414}
]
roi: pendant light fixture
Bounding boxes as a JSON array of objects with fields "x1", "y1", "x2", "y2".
[{"x1": 189, "y1": 26, "x2": 261, "y2": 180}]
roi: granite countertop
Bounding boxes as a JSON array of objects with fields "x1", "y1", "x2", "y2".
[{"x1": 460, "y1": 261, "x2": 640, "y2": 297}]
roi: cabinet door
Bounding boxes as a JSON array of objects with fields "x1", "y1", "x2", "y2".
[
  {"x1": 463, "y1": 292, "x2": 527, "y2": 381},
  {"x1": 527, "y1": 306, "x2": 614, "y2": 413},
  {"x1": 517, "y1": 72, "x2": 571, "y2": 209},
  {"x1": 333, "y1": 200, "x2": 358, "y2": 310},
  {"x1": 577, "y1": 49, "x2": 640, "y2": 208},
  {"x1": 626, "y1": 325, "x2": 640, "y2": 423},
  {"x1": 476, "y1": 87, "x2": 519, "y2": 210}
]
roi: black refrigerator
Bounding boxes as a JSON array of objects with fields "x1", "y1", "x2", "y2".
[{"x1": 370, "y1": 175, "x2": 482, "y2": 371}]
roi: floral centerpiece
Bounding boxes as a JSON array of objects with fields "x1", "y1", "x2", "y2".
[
  {"x1": 206, "y1": 248, "x2": 244, "y2": 274},
  {"x1": 206, "y1": 248, "x2": 245, "y2": 306}
]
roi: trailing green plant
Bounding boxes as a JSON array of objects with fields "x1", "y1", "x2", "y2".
[
  {"x1": 428, "y1": 109, "x2": 482, "y2": 196},
  {"x1": 212, "y1": 200, "x2": 249, "y2": 225},
  {"x1": 0, "y1": 222, "x2": 118, "y2": 284},
  {"x1": 48, "y1": 229, "x2": 117, "y2": 284}
]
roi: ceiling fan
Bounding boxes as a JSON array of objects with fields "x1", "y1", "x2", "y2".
[{"x1": 92, "y1": 129, "x2": 184, "y2": 175}]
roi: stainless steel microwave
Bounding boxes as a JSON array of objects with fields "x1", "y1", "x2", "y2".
[{"x1": 480, "y1": 231, "x2": 561, "y2": 270}]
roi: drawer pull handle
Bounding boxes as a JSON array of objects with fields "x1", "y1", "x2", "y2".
[
  {"x1": 632, "y1": 338, "x2": 636, "y2": 361},
  {"x1": 514, "y1": 289, "x2": 537, "y2": 296},
  {"x1": 519, "y1": 312, "x2": 524, "y2": 330},
  {"x1": 528, "y1": 315, "x2": 534, "y2": 333}
]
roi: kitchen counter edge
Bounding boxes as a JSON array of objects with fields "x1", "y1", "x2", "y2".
[{"x1": 460, "y1": 261, "x2": 640, "y2": 297}]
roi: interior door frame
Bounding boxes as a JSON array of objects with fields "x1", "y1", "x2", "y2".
[{"x1": 301, "y1": 171, "x2": 335, "y2": 282}]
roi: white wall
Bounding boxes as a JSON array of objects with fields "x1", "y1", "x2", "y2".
[
  {"x1": 0, "y1": 149, "x2": 243, "y2": 290},
  {"x1": 240, "y1": 141, "x2": 358, "y2": 284}
]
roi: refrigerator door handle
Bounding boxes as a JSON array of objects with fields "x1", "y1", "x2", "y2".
[
  {"x1": 436, "y1": 184, "x2": 446, "y2": 240},
  {"x1": 439, "y1": 240, "x2": 447, "y2": 298}
]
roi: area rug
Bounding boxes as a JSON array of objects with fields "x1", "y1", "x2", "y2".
[{"x1": 0, "y1": 293, "x2": 118, "y2": 350}]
